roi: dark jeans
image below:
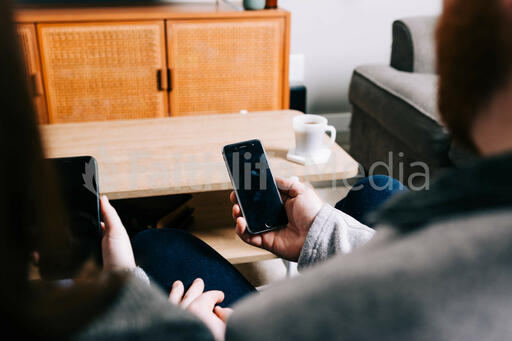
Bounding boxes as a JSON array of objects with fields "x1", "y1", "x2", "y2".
[
  {"x1": 132, "y1": 175, "x2": 406, "y2": 306},
  {"x1": 132, "y1": 228, "x2": 256, "y2": 307},
  {"x1": 335, "y1": 175, "x2": 407, "y2": 227}
]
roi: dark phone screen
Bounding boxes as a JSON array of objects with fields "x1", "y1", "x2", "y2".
[
  {"x1": 224, "y1": 140, "x2": 287, "y2": 234},
  {"x1": 50, "y1": 156, "x2": 102, "y2": 269}
]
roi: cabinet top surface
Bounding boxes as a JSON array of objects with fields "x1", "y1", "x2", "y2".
[
  {"x1": 40, "y1": 110, "x2": 358, "y2": 199},
  {"x1": 15, "y1": 2, "x2": 290, "y2": 23}
]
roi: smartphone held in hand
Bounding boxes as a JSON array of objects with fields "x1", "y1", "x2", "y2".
[
  {"x1": 223, "y1": 139, "x2": 288, "y2": 234},
  {"x1": 49, "y1": 156, "x2": 102, "y2": 272}
]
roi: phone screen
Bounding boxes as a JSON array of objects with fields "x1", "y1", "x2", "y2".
[
  {"x1": 50, "y1": 156, "x2": 102, "y2": 269},
  {"x1": 223, "y1": 140, "x2": 288, "y2": 234}
]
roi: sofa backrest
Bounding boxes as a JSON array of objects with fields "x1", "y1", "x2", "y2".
[{"x1": 390, "y1": 16, "x2": 438, "y2": 74}]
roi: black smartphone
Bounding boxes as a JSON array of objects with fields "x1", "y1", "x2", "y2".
[
  {"x1": 49, "y1": 156, "x2": 102, "y2": 269},
  {"x1": 223, "y1": 139, "x2": 288, "y2": 234}
]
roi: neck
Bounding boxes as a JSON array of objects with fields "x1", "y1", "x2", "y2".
[{"x1": 472, "y1": 87, "x2": 512, "y2": 156}]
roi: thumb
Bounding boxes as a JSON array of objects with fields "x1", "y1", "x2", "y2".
[
  {"x1": 214, "y1": 306, "x2": 233, "y2": 322},
  {"x1": 276, "y1": 176, "x2": 305, "y2": 198},
  {"x1": 192, "y1": 291, "x2": 225, "y2": 311},
  {"x1": 100, "y1": 195, "x2": 123, "y2": 236}
]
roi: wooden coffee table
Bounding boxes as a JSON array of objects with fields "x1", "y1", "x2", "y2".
[{"x1": 41, "y1": 110, "x2": 358, "y2": 264}]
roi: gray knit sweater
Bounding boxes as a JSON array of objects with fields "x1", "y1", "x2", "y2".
[
  {"x1": 226, "y1": 154, "x2": 512, "y2": 340},
  {"x1": 73, "y1": 271, "x2": 214, "y2": 341},
  {"x1": 297, "y1": 204, "x2": 375, "y2": 270}
]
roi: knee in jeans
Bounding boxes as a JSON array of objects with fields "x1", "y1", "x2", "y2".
[{"x1": 132, "y1": 228, "x2": 193, "y2": 249}]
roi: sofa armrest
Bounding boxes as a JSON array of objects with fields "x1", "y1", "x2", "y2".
[
  {"x1": 349, "y1": 64, "x2": 450, "y2": 162},
  {"x1": 390, "y1": 16, "x2": 438, "y2": 74}
]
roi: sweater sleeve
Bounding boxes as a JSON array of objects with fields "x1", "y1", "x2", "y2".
[
  {"x1": 297, "y1": 204, "x2": 375, "y2": 271},
  {"x1": 124, "y1": 266, "x2": 150, "y2": 286},
  {"x1": 73, "y1": 275, "x2": 214, "y2": 341}
]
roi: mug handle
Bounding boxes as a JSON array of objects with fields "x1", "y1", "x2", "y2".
[{"x1": 325, "y1": 125, "x2": 337, "y2": 148}]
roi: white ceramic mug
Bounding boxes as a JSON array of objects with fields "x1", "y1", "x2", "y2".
[{"x1": 293, "y1": 115, "x2": 337, "y2": 157}]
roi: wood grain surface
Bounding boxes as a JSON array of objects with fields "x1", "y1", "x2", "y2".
[
  {"x1": 15, "y1": 3, "x2": 290, "y2": 23},
  {"x1": 40, "y1": 110, "x2": 359, "y2": 199}
]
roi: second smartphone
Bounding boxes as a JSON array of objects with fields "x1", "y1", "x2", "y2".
[
  {"x1": 223, "y1": 139, "x2": 288, "y2": 234},
  {"x1": 50, "y1": 156, "x2": 102, "y2": 273}
]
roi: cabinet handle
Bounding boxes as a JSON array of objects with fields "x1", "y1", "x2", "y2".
[
  {"x1": 157, "y1": 69, "x2": 164, "y2": 91},
  {"x1": 157, "y1": 69, "x2": 172, "y2": 92}
]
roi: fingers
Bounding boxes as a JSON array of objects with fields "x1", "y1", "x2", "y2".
[
  {"x1": 171, "y1": 279, "x2": 226, "y2": 318},
  {"x1": 169, "y1": 280, "x2": 184, "y2": 305},
  {"x1": 229, "y1": 191, "x2": 238, "y2": 204},
  {"x1": 31, "y1": 251, "x2": 40, "y2": 265},
  {"x1": 189, "y1": 290, "x2": 225, "y2": 312},
  {"x1": 275, "y1": 176, "x2": 296, "y2": 191},
  {"x1": 214, "y1": 306, "x2": 233, "y2": 322},
  {"x1": 232, "y1": 204, "x2": 242, "y2": 221},
  {"x1": 235, "y1": 217, "x2": 265, "y2": 249},
  {"x1": 235, "y1": 217, "x2": 248, "y2": 236},
  {"x1": 275, "y1": 177, "x2": 305, "y2": 198},
  {"x1": 180, "y1": 278, "x2": 205, "y2": 309},
  {"x1": 230, "y1": 193, "x2": 242, "y2": 223},
  {"x1": 100, "y1": 195, "x2": 124, "y2": 235}
]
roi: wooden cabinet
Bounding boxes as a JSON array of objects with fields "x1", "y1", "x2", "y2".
[
  {"x1": 15, "y1": 4, "x2": 290, "y2": 123},
  {"x1": 167, "y1": 18, "x2": 287, "y2": 116},
  {"x1": 17, "y1": 24, "x2": 47, "y2": 124},
  {"x1": 38, "y1": 21, "x2": 168, "y2": 123}
]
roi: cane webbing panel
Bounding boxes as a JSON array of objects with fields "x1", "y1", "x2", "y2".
[
  {"x1": 167, "y1": 18, "x2": 285, "y2": 116},
  {"x1": 18, "y1": 24, "x2": 48, "y2": 124},
  {"x1": 38, "y1": 22, "x2": 167, "y2": 123}
]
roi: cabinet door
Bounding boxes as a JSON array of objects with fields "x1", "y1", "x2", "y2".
[
  {"x1": 167, "y1": 18, "x2": 287, "y2": 116},
  {"x1": 38, "y1": 21, "x2": 168, "y2": 123},
  {"x1": 18, "y1": 24, "x2": 48, "y2": 124}
]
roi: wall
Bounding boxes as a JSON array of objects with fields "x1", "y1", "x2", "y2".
[{"x1": 280, "y1": 0, "x2": 442, "y2": 114}]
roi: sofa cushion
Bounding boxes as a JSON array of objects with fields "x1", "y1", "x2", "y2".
[{"x1": 349, "y1": 64, "x2": 451, "y2": 161}]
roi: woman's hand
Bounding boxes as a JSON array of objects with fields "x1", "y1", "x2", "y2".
[
  {"x1": 169, "y1": 278, "x2": 232, "y2": 341},
  {"x1": 230, "y1": 177, "x2": 323, "y2": 262},
  {"x1": 100, "y1": 195, "x2": 136, "y2": 271}
]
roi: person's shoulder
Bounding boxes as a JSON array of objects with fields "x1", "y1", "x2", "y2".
[
  {"x1": 74, "y1": 274, "x2": 214, "y2": 341},
  {"x1": 227, "y1": 211, "x2": 512, "y2": 340},
  {"x1": 374, "y1": 154, "x2": 512, "y2": 233}
]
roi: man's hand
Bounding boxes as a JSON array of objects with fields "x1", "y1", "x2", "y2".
[
  {"x1": 230, "y1": 177, "x2": 323, "y2": 262},
  {"x1": 169, "y1": 278, "x2": 232, "y2": 341},
  {"x1": 100, "y1": 195, "x2": 136, "y2": 271}
]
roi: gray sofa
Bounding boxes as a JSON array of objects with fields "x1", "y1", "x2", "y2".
[{"x1": 349, "y1": 16, "x2": 473, "y2": 181}]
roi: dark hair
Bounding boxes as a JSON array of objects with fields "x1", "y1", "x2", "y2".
[
  {"x1": 436, "y1": 0, "x2": 512, "y2": 151},
  {"x1": 0, "y1": 0, "x2": 122, "y2": 337}
]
